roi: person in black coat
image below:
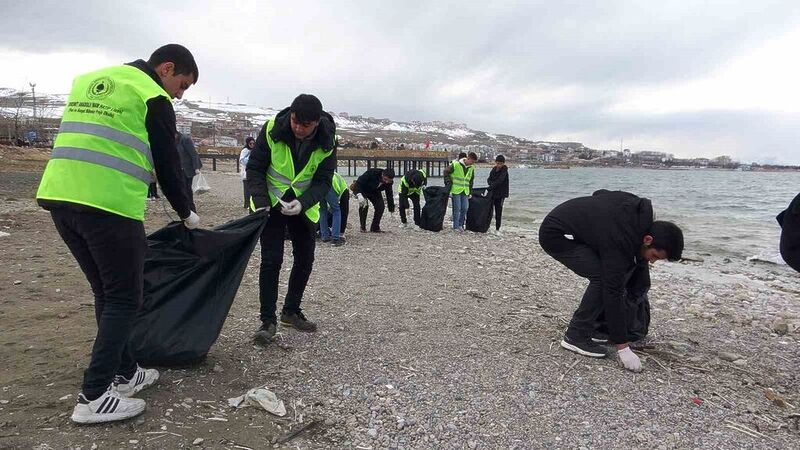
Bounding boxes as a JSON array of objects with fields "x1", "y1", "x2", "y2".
[
  {"x1": 778, "y1": 192, "x2": 800, "y2": 272},
  {"x1": 352, "y1": 167, "x2": 395, "y2": 232},
  {"x1": 487, "y1": 154, "x2": 509, "y2": 233},
  {"x1": 176, "y1": 132, "x2": 202, "y2": 211},
  {"x1": 538, "y1": 190, "x2": 683, "y2": 373}
]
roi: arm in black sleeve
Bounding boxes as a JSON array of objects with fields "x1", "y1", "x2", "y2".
[
  {"x1": 385, "y1": 183, "x2": 395, "y2": 212},
  {"x1": 443, "y1": 164, "x2": 453, "y2": 189},
  {"x1": 488, "y1": 169, "x2": 507, "y2": 191},
  {"x1": 469, "y1": 171, "x2": 475, "y2": 192},
  {"x1": 147, "y1": 97, "x2": 192, "y2": 218},
  {"x1": 297, "y1": 148, "x2": 336, "y2": 210},
  {"x1": 245, "y1": 124, "x2": 271, "y2": 211},
  {"x1": 600, "y1": 249, "x2": 633, "y2": 344}
]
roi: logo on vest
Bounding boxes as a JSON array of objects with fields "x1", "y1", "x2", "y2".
[{"x1": 87, "y1": 77, "x2": 116, "y2": 100}]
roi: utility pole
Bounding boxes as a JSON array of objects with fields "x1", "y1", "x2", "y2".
[{"x1": 29, "y1": 82, "x2": 37, "y2": 120}]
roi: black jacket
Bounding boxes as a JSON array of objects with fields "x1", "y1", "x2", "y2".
[
  {"x1": 38, "y1": 59, "x2": 193, "y2": 218},
  {"x1": 541, "y1": 190, "x2": 654, "y2": 344},
  {"x1": 245, "y1": 107, "x2": 337, "y2": 212},
  {"x1": 487, "y1": 165, "x2": 509, "y2": 198},
  {"x1": 353, "y1": 168, "x2": 395, "y2": 212},
  {"x1": 778, "y1": 192, "x2": 800, "y2": 272},
  {"x1": 399, "y1": 169, "x2": 427, "y2": 197},
  {"x1": 176, "y1": 133, "x2": 202, "y2": 179}
]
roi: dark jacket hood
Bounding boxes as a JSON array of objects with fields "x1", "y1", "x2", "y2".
[{"x1": 269, "y1": 107, "x2": 336, "y2": 151}]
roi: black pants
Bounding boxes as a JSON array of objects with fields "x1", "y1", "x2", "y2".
[
  {"x1": 538, "y1": 219, "x2": 603, "y2": 339},
  {"x1": 399, "y1": 192, "x2": 421, "y2": 225},
  {"x1": 358, "y1": 191, "x2": 385, "y2": 231},
  {"x1": 259, "y1": 209, "x2": 316, "y2": 323},
  {"x1": 242, "y1": 180, "x2": 249, "y2": 209},
  {"x1": 51, "y1": 208, "x2": 144, "y2": 400},
  {"x1": 340, "y1": 190, "x2": 350, "y2": 235},
  {"x1": 147, "y1": 182, "x2": 159, "y2": 198},
  {"x1": 492, "y1": 197, "x2": 505, "y2": 230},
  {"x1": 184, "y1": 176, "x2": 196, "y2": 212}
]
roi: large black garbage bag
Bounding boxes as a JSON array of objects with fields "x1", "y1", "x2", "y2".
[
  {"x1": 131, "y1": 211, "x2": 268, "y2": 366},
  {"x1": 419, "y1": 186, "x2": 449, "y2": 232},
  {"x1": 777, "y1": 192, "x2": 800, "y2": 272},
  {"x1": 466, "y1": 187, "x2": 493, "y2": 233}
]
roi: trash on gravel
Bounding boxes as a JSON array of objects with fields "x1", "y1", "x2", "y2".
[
  {"x1": 228, "y1": 386, "x2": 286, "y2": 416},
  {"x1": 0, "y1": 232, "x2": 9, "y2": 238}
]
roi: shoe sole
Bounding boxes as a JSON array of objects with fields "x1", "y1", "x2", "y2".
[
  {"x1": 560, "y1": 339, "x2": 607, "y2": 358},
  {"x1": 280, "y1": 320, "x2": 317, "y2": 332},
  {"x1": 71, "y1": 404, "x2": 146, "y2": 424}
]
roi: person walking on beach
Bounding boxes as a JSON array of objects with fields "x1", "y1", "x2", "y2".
[
  {"x1": 444, "y1": 152, "x2": 477, "y2": 231},
  {"x1": 487, "y1": 154, "x2": 509, "y2": 235},
  {"x1": 239, "y1": 137, "x2": 255, "y2": 209},
  {"x1": 353, "y1": 167, "x2": 395, "y2": 232},
  {"x1": 538, "y1": 190, "x2": 683, "y2": 372},
  {"x1": 398, "y1": 168, "x2": 427, "y2": 229},
  {"x1": 246, "y1": 94, "x2": 337, "y2": 344},
  {"x1": 319, "y1": 171, "x2": 349, "y2": 246},
  {"x1": 176, "y1": 132, "x2": 202, "y2": 211},
  {"x1": 36, "y1": 44, "x2": 200, "y2": 424}
]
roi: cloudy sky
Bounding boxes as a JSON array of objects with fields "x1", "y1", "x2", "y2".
[{"x1": 2, "y1": 0, "x2": 800, "y2": 163}]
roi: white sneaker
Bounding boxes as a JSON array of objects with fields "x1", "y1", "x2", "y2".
[
  {"x1": 114, "y1": 365, "x2": 159, "y2": 398},
  {"x1": 71, "y1": 389, "x2": 146, "y2": 424},
  {"x1": 398, "y1": 223, "x2": 408, "y2": 229}
]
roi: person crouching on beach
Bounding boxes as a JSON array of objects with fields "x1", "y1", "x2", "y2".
[{"x1": 538, "y1": 190, "x2": 683, "y2": 372}]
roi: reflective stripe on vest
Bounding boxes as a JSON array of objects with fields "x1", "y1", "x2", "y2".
[
  {"x1": 450, "y1": 161, "x2": 473, "y2": 195},
  {"x1": 51, "y1": 147, "x2": 152, "y2": 184},
  {"x1": 58, "y1": 121, "x2": 154, "y2": 168}
]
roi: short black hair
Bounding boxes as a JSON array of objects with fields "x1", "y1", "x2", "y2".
[
  {"x1": 648, "y1": 221, "x2": 684, "y2": 261},
  {"x1": 290, "y1": 94, "x2": 323, "y2": 123},
  {"x1": 467, "y1": 152, "x2": 478, "y2": 161},
  {"x1": 245, "y1": 136, "x2": 255, "y2": 144},
  {"x1": 495, "y1": 154, "x2": 505, "y2": 163},
  {"x1": 382, "y1": 168, "x2": 395, "y2": 179},
  {"x1": 458, "y1": 152, "x2": 467, "y2": 159},
  {"x1": 148, "y1": 44, "x2": 199, "y2": 83}
]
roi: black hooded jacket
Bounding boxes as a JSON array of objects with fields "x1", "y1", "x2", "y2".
[
  {"x1": 540, "y1": 189, "x2": 654, "y2": 344},
  {"x1": 353, "y1": 168, "x2": 395, "y2": 212},
  {"x1": 487, "y1": 165, "x2": 509, "y2": 198},
  {"x1": 245, "y1": 107, "x2": 337, "y2": 213}
]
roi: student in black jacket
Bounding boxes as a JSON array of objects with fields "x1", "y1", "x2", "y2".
[
  {"x1": 398, "y1": 168, "x2": 427, "y2": 228},
  {"x1": 487, "y1": 154, "x2": 509, "y2": 233},
  {"x1": 538, "y1": 190, "x2": 683, "y2": 373},
  {"x1": 352, "y1": 167, "x2": 395, "y2": 232}
]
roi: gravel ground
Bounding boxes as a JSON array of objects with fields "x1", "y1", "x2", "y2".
[{"x1": 1, "y1": 164, "x2": 798, "y2": 449}]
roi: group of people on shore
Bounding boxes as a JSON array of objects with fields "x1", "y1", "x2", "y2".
[{"x1": 36, "y1": 44, "x2": 693, "y2": 425}]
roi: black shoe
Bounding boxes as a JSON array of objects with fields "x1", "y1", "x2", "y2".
[
  {"x1": 321, "y1": 237, "x2": 332, "y2": 243},
  {"x1": 280, "y1": 311, "x2": 317, "y2": 332},
  {"x1": 560, "y1": 334, "x2": 609, "y2": 358},
  {"x1": 253, "y1": 321, "x2": 277, "y2": 346},
  {"x1": 370, "y1": 229, "x2": 384, "y2": 233},
  {"x1": 332, "y1": 238, "x2": 345, "y2": 247}
]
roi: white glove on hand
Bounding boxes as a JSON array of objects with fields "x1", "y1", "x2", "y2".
[
  {"x1": 195, "y1": 169, "x2": 201, "y2": 175},
  {"x1": 280, "y1": 199, "x2": 302, "y2": 216},
  {"x1": 617, "y1": 346, "x2": 642, "y2": 372},
  {"x1": 356, "y1": 193, "x2": 367, "y2": 208},
  {"x1": 182, "y1": 211, "x2": 200, "y2": 229}
]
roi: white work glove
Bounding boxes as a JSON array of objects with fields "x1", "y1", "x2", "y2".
[
  {"x1": 617, "y1": 346, "x2": 642, "y2": 372},
  {"x1": 356, "y1": 193, "x2": 367, "y2": 208},
  {"x1": 195, "y1": 169, "x2": 200, "y2": 175},
  {"x1": 280, "y1": 199, "x2": 302, "y2": 216},
  {"x1": 182, "y1": 211, "x2": 200, "y2": 229}
]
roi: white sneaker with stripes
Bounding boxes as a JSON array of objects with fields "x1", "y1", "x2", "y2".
[
  {"x1": 71, "y1": 389, "x2": 145, "y2": 424},
  {"x1": 114, "y1": 365, "x2": 159, "y2": 398}
]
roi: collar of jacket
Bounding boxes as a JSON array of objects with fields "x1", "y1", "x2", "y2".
[
  {"x1": 269, "y1": 107, "x2": 336, "y2": 152},
  {"x1": 125, "y1": 59, "x2": 166, "y2": 89}
]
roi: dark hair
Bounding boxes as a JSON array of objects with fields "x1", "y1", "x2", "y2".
[
  {"x1": 382, "y1": 168, "x2": 395, "y2": 179},
  {"x1": 458, "y1": 152, "x2": 467, "y2": 159},
  {"x1": 495, "y1": 154, "x2": 505, "y2": 163},
  {"x1": 290, "y1": 94, "x2": 323, "y2": 122},
  {"x1": 245, "y1": 136, "x2": 255, "y2": 144},
  {"x1": 467, "y1": 152, "x2": 478, "y2": 161},
  {"x1": 647, "y1": 221, "x2": 684, "y2": 261},
  {"x1": 147, "y1": 44, "x2": 199, "y2": 82}
]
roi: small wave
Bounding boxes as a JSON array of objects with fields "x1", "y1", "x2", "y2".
[{"x1": 746, "y1": 250, "x2": 786, "y2": 265}]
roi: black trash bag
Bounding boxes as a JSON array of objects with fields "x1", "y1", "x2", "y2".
[
  {"x1": 466, "y1": 187, "x2": 493, "y2": 233},
  {"x1": 419, "y1": 186, "x2": 449, "y2": 232},
  {"x1": 777, "y1": 192, "x2": 800, "y2": 272},
  {"x1": 130, "y1": 211, "x2": 268, "y2": 366}
]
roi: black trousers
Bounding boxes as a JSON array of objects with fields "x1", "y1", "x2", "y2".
[
  {"x1": 492, "y1": 197, "x2": 505, "y2": 230},
  {"x1": 50, "y1": 208, "x2": 144, "y2": 400},
  {"x1": 538, "y1": 219, "x2": 603, "y2": 339},
  {"x1": 339, "y1": 190, "x2": 350, "y2": 235},
  {"x1": 358, "y1": 191, "x2": 385, "y2": 231},
  {"x1": 259, "y1": 209, "x2": 316, "y2": 323},
  {"x1": 147, "y1": 182, "x2": 159, "y2": 198},
  {"x1": 399, "y1": 192, "x2": 421, "y2": 225}
]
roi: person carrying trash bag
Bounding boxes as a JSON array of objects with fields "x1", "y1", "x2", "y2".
[
  {"x1": 353, "y1": 166, "x2": 395, "y2": 232},
  {"x1": 486, "y1": 154, "x2": 509, "y2": 235},
  {"x1": 246, "y1": 94, "x2": 337, "y2": 344},
  {"x1": 398, "y1": 168, "x2": 427, "y2": 229},
  {"x1": 35, "y1": 44, "x2": 200, "y2": 424},
  {"x1": 319, "y1": 171, "x2": 349, "y2": 246},
  {"x1": 538, "y1": 190, "x2": 683, "y2": 373},
  {"x1": 444, "y1": 152, "x2": 477, "y2": 231}
]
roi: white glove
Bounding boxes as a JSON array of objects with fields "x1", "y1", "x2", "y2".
[
  {"x1": 356, "y1": 193, "x2": 366, "y2": 208},
  {"x1": 617, "y1": 346, "x2": 642, "y2": 372},
  {"x1": 280, "y1": 199, "x2": 302, "y2": 216},
  {"x1": 195, "y1": 169, "x2": 200, "y2": 175},
  {"x1": 182, "y1": 211, "x2": 200, "y2": 229}
]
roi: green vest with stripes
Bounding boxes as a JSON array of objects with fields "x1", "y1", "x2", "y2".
[
  {"x1": 401, "y1": 169, "x2": 427, "y2": 196},
  {"x1": 332, "y1": 172, "x2": 348, "y2": 199},
  {"x1": 259, "y1": 119, "x2": 334, "y2": 222},
  {"x1": 36, "y1": 65, "x2": 170, "y2": 221},
  {"x1": 449, "y1": 160, "x2": 474, "y2": 195}
]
